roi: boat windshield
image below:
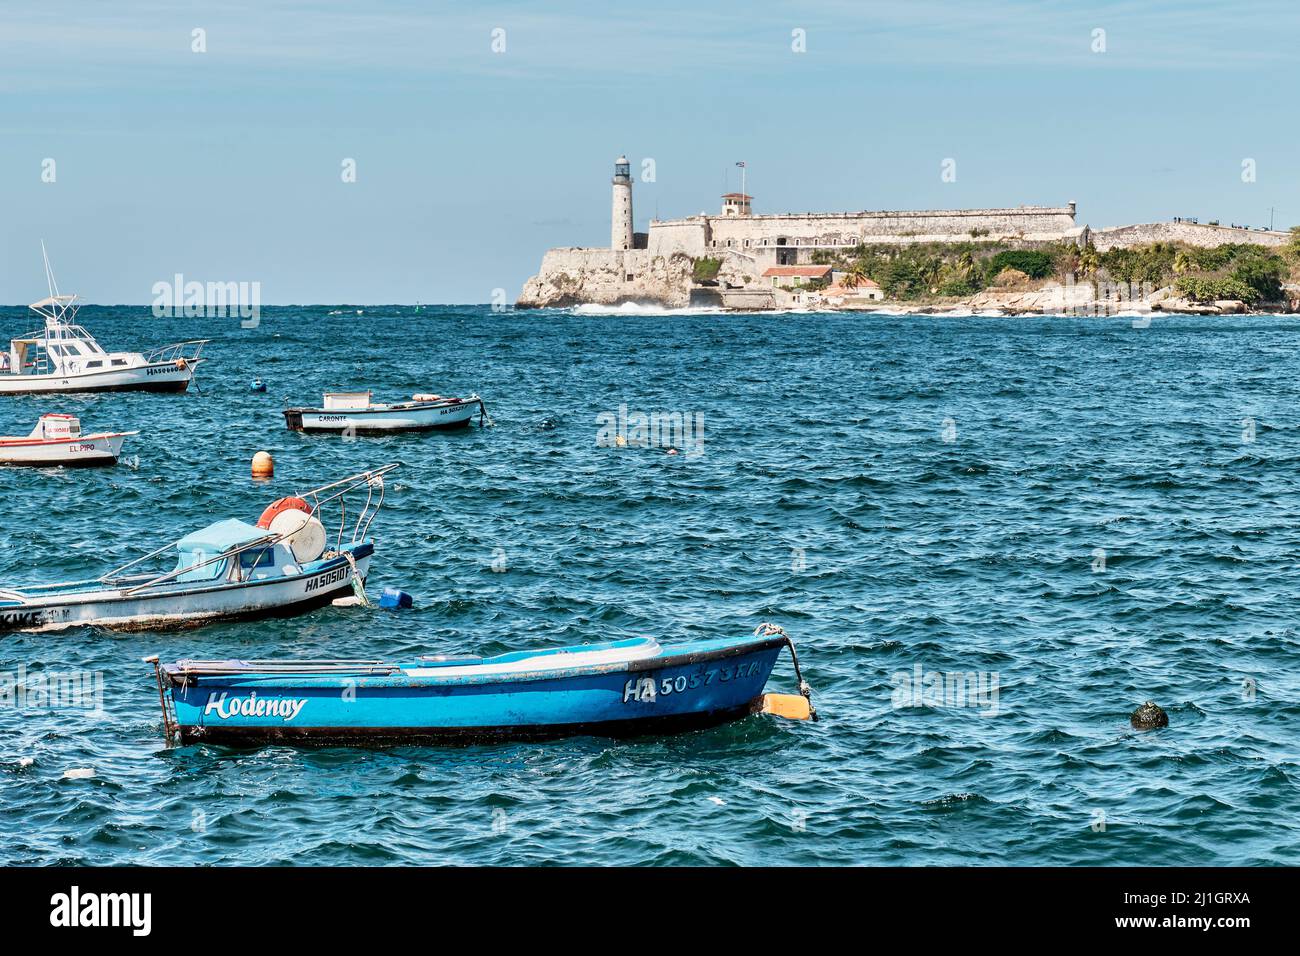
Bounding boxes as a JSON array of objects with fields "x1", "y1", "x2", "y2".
[{"x1": 173, "y1": 519, "x2": 268, "y2": 583}]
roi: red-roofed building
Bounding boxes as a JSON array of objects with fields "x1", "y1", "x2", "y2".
[
  {"x1": 761, "y1": 264, "x2": 832, "y2": 288},
  {"x1": 823, "y1": 278, "x2": 884, "y2": 302}
]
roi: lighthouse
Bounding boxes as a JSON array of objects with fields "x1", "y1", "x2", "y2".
[{"x1": 611, "y1": 155, "x2": 633, "y2": 251}]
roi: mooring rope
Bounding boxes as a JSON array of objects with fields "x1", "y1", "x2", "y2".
[
  {"x1": 340, "y1": 550, "x2": 370, "y2": 606},
  {"x1": 753, "y1": 622, "x2": 818, "y2": 721}
]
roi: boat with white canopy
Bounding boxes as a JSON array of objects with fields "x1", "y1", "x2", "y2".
[
  {"x1": 0, "y1": 245, "x2": 207, "y2": 395},
  {"x1": 0, "y1": 464, "x2": 397, "y2": 632},
  {"x1": 0, "y1": 413, "x2": 137, "y2": 467}
]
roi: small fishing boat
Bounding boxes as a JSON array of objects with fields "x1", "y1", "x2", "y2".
[
  {"x1": 0, "y1": 414, "x2": 137, "y2": 467},
  {"x1": 147, "y1": 624, "x2": 817, "y2": 746},
  {"x1": 1, "y1": 246, "x2": 207, "y2": 395},
  {"x1": 0, "y1": 464, "x2": 397, "y2": 633},
  {"x1": 283, "y1": 390, "x2": 486, "y2": 433}
]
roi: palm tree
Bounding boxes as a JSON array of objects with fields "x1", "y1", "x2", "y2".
[
  {"x1": 919, "y1": 257, "x2": 943, "y2": 294},
  {"x1": 1078, "y1": 244, "x2": 1100, "y2": 277},
  {"x1": 842, "y1": 264, "x2": 868, "y2": 289}
]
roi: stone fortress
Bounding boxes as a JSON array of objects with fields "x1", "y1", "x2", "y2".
[{"x1": 516, "y1": 156, "x2": 1290, "y2": 309}]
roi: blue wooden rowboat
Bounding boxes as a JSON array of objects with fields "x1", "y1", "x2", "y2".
[{"x1": 147, "y1": 624, "x2": 816, "y2": 746}]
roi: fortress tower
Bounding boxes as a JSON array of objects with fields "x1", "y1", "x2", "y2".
[{"x1": 611, "y1": 155, "x2": 633, "y2": 250}]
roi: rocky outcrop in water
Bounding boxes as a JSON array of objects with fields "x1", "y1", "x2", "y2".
[
  {"x1": 516, "y1": 249, "x2": 693, "y2": 309},
  {"x1": 1130, "y1": 701, "x2": 1169, "y2": 730}
]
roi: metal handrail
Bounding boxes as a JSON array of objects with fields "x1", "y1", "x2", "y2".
[
  {"x1": 121, "y1": 534, "x2": 282, "y2": 595},
  {"x1": 3, "y1": 465, "x2": 398, "y2": 601},
  {"x1": 144, "y1": 339, "x2": 209, "y2": 364},
  {"x1": 119, "y1": 466, "x2": 398, "y2": 593}
]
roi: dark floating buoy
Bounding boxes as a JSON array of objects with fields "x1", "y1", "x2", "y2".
[
  {"x1": 1130, "y1": 700, "x2": 1169, "y2": 730},
  {"x1": 378, "y1": 587, "x2": 413, "y2": 610}
]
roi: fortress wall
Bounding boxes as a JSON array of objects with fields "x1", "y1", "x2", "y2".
[
  {"x1": 1091, "y1": 221, "x2": 1289, "y2": 251},
  {"x1": 646, "y1": 219, "x2": 710, "y2": 256},
  {"x1": 692, "y1": 206, "x2": 1079, "y2": 249},
  {"x1": 515, "y1": 248, "x2": 693, "y2": 308}
]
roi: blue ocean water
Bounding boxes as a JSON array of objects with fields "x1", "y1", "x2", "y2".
[{"x1": 1, "y1": 304, "x2": 1297, "y2": 866}]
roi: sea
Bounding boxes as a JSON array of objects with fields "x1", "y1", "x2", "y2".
[{"x1": 1, "y1": 304, "x2": 1297, "y2": 865}]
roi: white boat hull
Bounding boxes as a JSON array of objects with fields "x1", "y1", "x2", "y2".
[
  {"x1": 287, "y1": 400, "x2": 480, "y2": 433},
  {"x1": 0, "y1": 432, "x2": 131, "y2": 467},
  {"x1": 0, "y1": 361, "x2": 197, "y2": 395},
  {"x1": 0, "y1": 553, "x2": 371, "y2": 632}
]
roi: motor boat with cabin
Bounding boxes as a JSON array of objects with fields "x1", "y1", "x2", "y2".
[
  {"x1": 0, "y1": 464, "x2": 397, "y2": 633},
  {"x1": 0, "y1": 414, "x2": 137, "y2": 467},
  {"x1": 147, "y1": 623, "x2": 818, "y2": 746},
  {"x1": 283, "y1": 390, "x2": 486, "y2": 433},
  {"x1": 0, "y1": 245, "x2": 207, "y2": 395}
]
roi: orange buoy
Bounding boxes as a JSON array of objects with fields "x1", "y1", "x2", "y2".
[
  {"x1": 251, "y1": 451, "x2": 274, "y2": 479},
  {"x1": 257, "y1": 495, "x2": 311, "y2": 529}
]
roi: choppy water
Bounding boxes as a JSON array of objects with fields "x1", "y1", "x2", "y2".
[{"x1": 1, "y1": 305, "x2": 1297, "y2": 865}]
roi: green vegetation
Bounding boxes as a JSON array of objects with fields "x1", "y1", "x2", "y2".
[
  {"x1": 1174, "y1": 275, "x2": 1259, "y2": 304},
  {"x1": 808, "y1": 236, "x2": 1294, "y2": 307},
  {"x1": 692, "y1": 257, "x2": 721, "y2": 282},
  {"x1": 809, "y1": 239, "x2": 1074, "y2": 301},
  {"x1": 983, "y1": 250, "x2": 1054, "y2": 281}
]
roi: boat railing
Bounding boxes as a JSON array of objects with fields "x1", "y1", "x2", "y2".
[
  {"x1": 144, "y1": 339, "x2": 209, "y2": 365},
  {"x1": 118, "y1": 534, "x2": 282, "y2": 595},
  {"x1": 170, "y1": 659, "x2": 402, "y2": 677},
  {"x1": 300, "y1": 463, "x2": 399, "y2": 551},
  {"x1": 2, "y1": 465, "x2": 399, "y2": 601},
  {"x1": 109, "y1": 464, "x2": 399, "y2": 593}
]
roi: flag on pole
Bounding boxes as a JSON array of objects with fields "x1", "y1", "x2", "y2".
[{"x1": 735, "y1": 161, "x2": 746, "y2": 168}]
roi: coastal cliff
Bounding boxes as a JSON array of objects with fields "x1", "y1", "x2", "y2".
[{"x1": 516, "y1": 249, "x2": 693, "y2": 309}]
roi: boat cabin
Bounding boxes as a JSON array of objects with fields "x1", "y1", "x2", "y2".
[
  {"x1": 4, "y1": 295, "x2": 139, "y2": 377},
  {"x1": 28, "y1": 414, "x2": 82, "y2": 440},
  {"x1": 322, "y1": 391, "x2": 373, "y2": 410},
  {"x1": 172, "y1": 519, "x2": 289, "y2": 584}
]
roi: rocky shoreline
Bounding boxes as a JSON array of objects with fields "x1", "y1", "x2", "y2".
[{"x1": 518, "y1": 248, "x2": 1296, "y2": 316}]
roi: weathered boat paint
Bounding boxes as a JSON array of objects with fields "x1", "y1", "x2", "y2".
[
  {"x1": 0, "y1": 545, "x2": 372, "y2": 633},
  {"x1": 0, "y1": 414, "x2": 136, "y2": 467},
  {"x1": 284, "y1": 391, "x2": 483, "y2": 433},
  {"x1": 0, "y1": 464, "x2": 397, "y2": 633},
  {"x1": 153, "y1": 631, "x2": 814, "y2": 746}
]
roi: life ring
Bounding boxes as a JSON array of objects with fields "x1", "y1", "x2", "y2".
[{"x1": 257, "y1": 496, "x2": 312, "y2": 529}]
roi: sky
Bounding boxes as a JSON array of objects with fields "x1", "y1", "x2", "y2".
[{"x1": 1, "y1": 0, "x2": 1297, "y2": 304}]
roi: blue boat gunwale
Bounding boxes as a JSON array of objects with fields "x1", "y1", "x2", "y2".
[{"x1": 162, "y1": 634, "x2": 790, "y2": 690}]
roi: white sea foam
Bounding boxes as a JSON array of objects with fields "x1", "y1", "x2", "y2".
[{"x1": 569, "y1": 303, "x2": 727, "y2": 316}]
